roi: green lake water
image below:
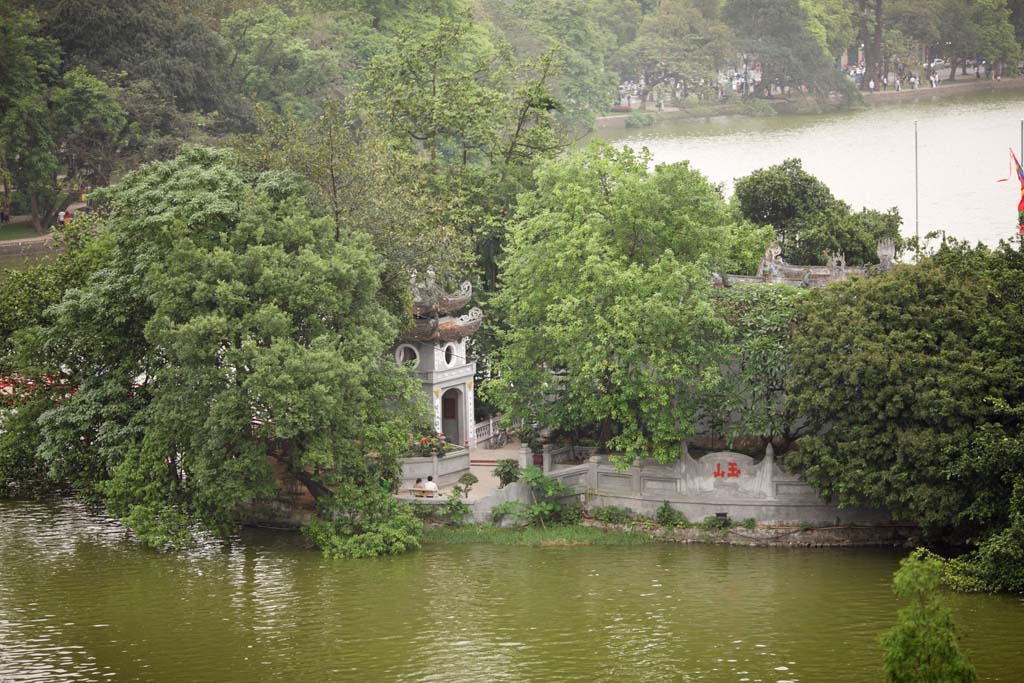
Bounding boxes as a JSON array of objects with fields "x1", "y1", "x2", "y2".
[{"x1": 1, "y1": 499, "x2": 1022, "y2": 682}]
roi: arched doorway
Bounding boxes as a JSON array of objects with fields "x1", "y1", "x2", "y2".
[{"x1": 440, "y1": 387, "x2": 463, "y2": 445}]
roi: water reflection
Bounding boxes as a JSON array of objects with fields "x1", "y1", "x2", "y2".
[{"x1": 1, "y1": 500, "x2": 1022, "y2": 682}]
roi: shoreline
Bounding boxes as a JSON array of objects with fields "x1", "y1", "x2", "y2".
[
  {"x1": 420, "y1": 520, "x2": 921, "y2": 548},
  {"x1": 595, "y1": 76, "x2": 1024, "y2": 129}
]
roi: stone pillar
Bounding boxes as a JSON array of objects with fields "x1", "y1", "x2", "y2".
[
  {"x1": 587, "y1": 455, "x2": 601, "y2": 492},
  {"x1": 542, "y1": 444, "x2": 552, "y2": 473},
  {"x1": 518, "y1": 443, "x2": 532, "y2": 469}
]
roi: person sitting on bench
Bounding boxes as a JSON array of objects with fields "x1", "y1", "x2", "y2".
[{"x1": 423, "y1": 476, "x2": 439, "y2": 493}]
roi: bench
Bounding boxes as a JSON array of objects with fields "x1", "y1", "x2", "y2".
[{"x1": 408, "y1": 488, "x2": 439, "y2": 498}]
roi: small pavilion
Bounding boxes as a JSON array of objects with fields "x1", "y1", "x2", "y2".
[{"x1": 393, "y1": 277, "x2": 482, "y2": 447}]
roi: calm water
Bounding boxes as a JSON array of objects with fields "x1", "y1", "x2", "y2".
[
  {"x1": 1, "y1": 499, "x2": 1022, "y2": 682},
  {"x1": 598, "y1": 90, "x2": 1024, "y2": 248}
]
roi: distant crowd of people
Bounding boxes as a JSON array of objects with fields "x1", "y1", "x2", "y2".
[
  {"x1": 615, "y1": 58, "x2": 1014, "y2": 110},
  {"x1": 851, "y1": 59, "x2": 1006, "y2": 93},
  {"x1": 849, "y1": 62, "x2": 937, "y2": 91}
]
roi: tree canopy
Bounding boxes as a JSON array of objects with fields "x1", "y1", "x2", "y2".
[
  {"x1": 489, "y1": 142, "x2": 770, "y2": 465},
  {"x1": 733, "y1": 158, "x2": 904, "y2": 266},
  {"x1": 2, "y1": 148, "x2": 428, "y2": 553},
  {"x1": 784, "y1": 241, "x2": 1024, "y2": 571}
]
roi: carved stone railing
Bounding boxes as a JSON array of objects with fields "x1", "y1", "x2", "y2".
[{"x1": 399, "y1": 447, "x2": 470, "y2": 489}]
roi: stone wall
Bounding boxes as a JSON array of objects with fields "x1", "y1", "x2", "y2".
[
  {"x1": 399, "y1": 447, "x2": 471, "y2": 489},
  {"x1": 544, "y1": 446, "x2": 892, "y2": 527}
]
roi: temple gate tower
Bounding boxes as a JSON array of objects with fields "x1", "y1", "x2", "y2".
[{"x1": 394, "y1": 278, "x2": 482, "y2": 447}]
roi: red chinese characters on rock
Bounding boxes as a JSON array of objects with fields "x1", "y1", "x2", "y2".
[{"x1": 712, "y1": 462, "x2": 742, "y2": 478}]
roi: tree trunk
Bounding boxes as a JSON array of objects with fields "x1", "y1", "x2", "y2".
[
  {"x1": 948, "y1": 56, "x2": 958, "y2": 81},
  {"x1": 30, "y1": 193, "x2": 43, "y2": 232},
  {"x1": 858, "y1": 0, "x2": 870, "y2": 90},
  {"x1": 291, "y1": 468, "x2": 332, "y2": 501},
  {"x1": 271, "y1": 445, "x2": 332, "y2": 501},
  {"x1": 599, "y1": 416, "x2": 613, "y2": 450},
  {"x1": 871, "y1": 0, "x2": 884, "y2": 85}
]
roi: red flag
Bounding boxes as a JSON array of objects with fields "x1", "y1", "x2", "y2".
[{"x1": 1011, "y1": 149, "x2": 1024, "y2": 234}]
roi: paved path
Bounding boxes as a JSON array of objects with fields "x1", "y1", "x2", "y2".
[{"x1": 469, "y1": 439, "x2": 522, "y2": 464}]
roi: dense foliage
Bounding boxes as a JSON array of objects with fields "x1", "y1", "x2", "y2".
[
  {"x1": 489, "y1": 142, "x2": 770, "y2": 465},
  {"x1": 2, "y1": 148, "x2": 428, "y2": 553},
  {"x1": 703, "y1": 283, "x2": 807, "y2": 448},
  {"x1": 4, "y1": 0, "x2": 1019, "y2": 226},
  {"x1": 785, "y1": 241, "x2": 1024, "y2": 588},
  {"x1": 733, "y1": 158, "x2": 905, "y2": 266}
]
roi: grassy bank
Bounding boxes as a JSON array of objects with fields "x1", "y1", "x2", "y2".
[
  {"x1": 422, "y1": 523, "x2": 654, "y2": 547},
  {"x1": 0, "y1": 222, "x2": 43, "y2": 241}
]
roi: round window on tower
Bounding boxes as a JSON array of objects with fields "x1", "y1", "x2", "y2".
[
  {"x1": 444, "y1": 343, "x2": 456, "y2": 366},
  {"x1": 395, "y1": 345, "x2": 419, "y2": 369}
]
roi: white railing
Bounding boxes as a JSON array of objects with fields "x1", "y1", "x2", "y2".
[
  {"x1": 474, "y1": 415, "x2": 523, "y2": 447},
  {"x1": 474, "y1": 415, "x2": 501, "y2": 444}
]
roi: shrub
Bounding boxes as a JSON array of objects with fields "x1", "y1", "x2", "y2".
[
  {"x1": 592, "y1": 505, "x2": 634, "y2": 525},
  {"x1": 881, "y1": 549, "x2": 978, "y2": 683},
  {"x1": 491, "y1": 500, "x2": 528, "y2": 524},
  {"x1": 490, "y1": 466, "x2": 576, "y2": 527},
  {"x1": 458, "y1": 472, "x2": 479, "y2": 498},
  {"x1": 303, "y1": 487, "x2": 424, "y2": 559},
  {"x1": 409, "y1": 434, "x2": 460, "y2": 458},
  {"x1": 740, "y1": 97, "x2": 777, "y2": 117},
  {"x1": 493, "y1": 459, "x2": 521, "y2": 488},
  {"x1": 739, "y1": 518, "x2": 757, "y2": 530},
  {"x1": 409, "y1": 502, "x2": 438, "y2": 520},
  {"x1": 559, "y1": 500, "x2": 584, "y2": 525},
  {"x1": 699, "y1": 515, "x2": 731, "y2": 530},
  {"x1": 944, "y1": 479, "x2": 1024, "y2": 592},
  {"x1": 625, "y1": 111, "x2": 655, "y2": 127},
  {"x1": 441, "y1": 489, "x2": 470, "y2": 523},
  {"x1": 655, "y1": 501, "x2": 687, "y2": 528}
]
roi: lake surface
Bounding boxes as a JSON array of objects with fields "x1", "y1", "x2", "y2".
[
  {"x1": 598, "y1": 90, "x2": 1024, "y2": 248},
  {"x1": 1, "y1": 499, "x2": 1022, "y2": 682}
]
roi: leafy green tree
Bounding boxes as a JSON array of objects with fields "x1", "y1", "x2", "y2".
[
  {"x1": 724, "y1": 0, "x2": 849, "y2": 96},
  {"x1": 733, "y1": 158, "x2": 904, "y2": 265},
  {"x1": 785, "y1": 242, "x2": 1024, "y2": 540},
  {"x1": 971, "y1": 0, "x2": 1021, "y2": 71},
  {"x1": 221, "y1": 5, "x2": 341, "y2": 123},
  {"x1": 489, "y1": 142, "x2": 769, "y2": 465},
  {"x1": 703, "y1": 283, "x2": 808, "y2": 449},
  {"x1": 0, "y1": 216, "x2": 110, "y2": 495},
  {"x1": 880, "y1": 548, "x2": 978, "y2": 683},
  {"x1": 233, "y1": 102, "x2": 473, "y2": 313},
  {"x1": 944, "y1": 414, "x2": 1024, "y2": 592},
  {"x1": 35, "y1": 0, "x2": 228, "y2": 113},
  {"x1": 0, "y1": 7, "x2": 125, "y2": 230},
  {"x1": 356, "y1": 17, "x2": 564, "y2": 293},
  {"x1": 7, "y1": 147, "x2": 428, "y2": 553},
  {"x1": 616, "y1": 0, "x2": 735, "y2": 107},
  {"x1": 480, "y1": 0, "x2": 624, "y2": 128}
]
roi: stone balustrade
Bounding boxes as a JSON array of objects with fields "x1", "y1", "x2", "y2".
[
  {"x1": 400, "y1": 447, "x2": 471, "y2": 490},
  {"x1": 543, "y1": 445, "x2": 892, "y2": 527}
]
